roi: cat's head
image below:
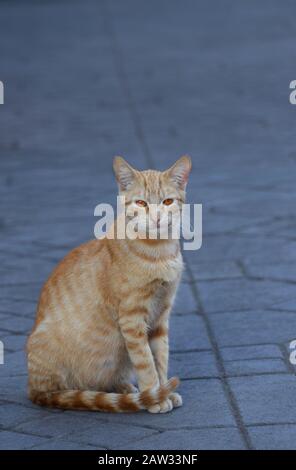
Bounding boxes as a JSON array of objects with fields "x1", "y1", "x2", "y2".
[{"x1": 113, "y1": 156, "x2": 191, "y2": 239}]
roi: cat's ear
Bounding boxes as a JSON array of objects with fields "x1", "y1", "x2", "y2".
[
  {"x1": 113, "y1": 156, "x2": 137, "y2": 191},
  {"x1": 166, "y1": 155, "x2": 192, "y2": 189}
]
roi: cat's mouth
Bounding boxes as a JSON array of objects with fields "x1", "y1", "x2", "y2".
[
  {"x1": 151, "y1": 220, "x2": 172, "y2": 230},
  {"x1": 124, "y1": 216, "x2": 179, "y2": 240}
]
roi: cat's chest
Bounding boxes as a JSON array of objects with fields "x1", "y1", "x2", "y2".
[
  {"x1": 143, "y1": 252, "x2": 183, "y2": 284},
  {"x1": 147, "y1": 280, "x2": 178, "y2": 327}
]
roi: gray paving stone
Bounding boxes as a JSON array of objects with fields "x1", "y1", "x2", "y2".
[
  {"x1": 0, "y1": 284, "x2": 41, "y2": 304},
  {"x1": 3, "y1": 257, "x2": 56, "y2": 286},
  {"x1": 172, "y1": 283, "x2": 197, "y2": 314},
  {"x1": 237, "y1": 217, "x2": 296, "y2": 239},
  {"x1": 170, "y1": 315, "x2": 211, "y2": 351},
  {"x1": 189, "y1": 260, "x2": 243, "y2": 281},
  {"x1": 181, "y1": 266, "x2": 191, "y2": 283},
  {"x1": 188, "y1": 236, "x2": 296, "y2": 265},
  {"x1": 224, "y1": 358, "x2": 287, "y2": 377},
  {"x1": 270, "y1": 298, "x2": 296, "y2": 313},
  {"x1": 0, "y1": 431, "x2": 49, "y2": 450},
  {"x1": 0, "y1": 299, "x2": 36, "y2": 317},
  {"x1": 68, "y1": 422, "x2": 158, "y2": 448},
  {"x1": 0, "y1": 375, "x2": 36, "y2": 408},
  {"x1": 209, "y1": 311, "x2": 296, "y2": 347},
  {"x1": 118, "y1": 427, "x2": 245, "y2": 450},
  {"x1": 16, "y1": 414, "x2": 157, "y2": 448},
  {"x1": 243, "y1": 262, "x2": 296, "y2": 283},
  {"x1": 0, "y1": 403, "x2": 55, "y2": 428},
  {"x1": 0, "y1": 350, "x2": 26, "y2": 378},
  {"x1": 1, "y1": 333, "x2": 26, "y2": 353},
  {"x1": 229, "y1": 375, "x2": 296, "y2": 425},
  {"x1": 248, "y1": 424, "x2": 296, "y2": 450},
  {"x1": 170, "y1": 351, "x2": 218, "y2": 379},
  {"x1": 203, "y1": 213, "x2": 266, "y2": 237},
  {"x1": 0, "y1": 314, "x2": 10, "y2": 324},
  {"x1": 0, "y1": 315, "x2": 33, "y2": 334},
  {"x1": 97, "y1": 379, "x2": 236, "y2": 430},
  {"x1": 197, "y1": 279, "x2": 296, "y2": 313},
  {"x1": 31, "y1": 439, "x2": 102, "y2": 450},
  {"x1": 207, "y1": 191, "x2": 296, "y2": 221},
  {"x1": 220, "y1": 344, "x2": 282, "y2": 361},
  {"x1": 15, "y1": 413, "x2": 106, "y2": 438}
]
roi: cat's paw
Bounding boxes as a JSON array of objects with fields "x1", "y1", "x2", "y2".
[
  {"x1": 148, "y1": 398, "x2": 173, "y2": 414},
  {"x1": 170, "y1": 392, "x2": 183, "y2": 408}
]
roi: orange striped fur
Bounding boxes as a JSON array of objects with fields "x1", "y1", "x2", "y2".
[{"x1": 27, "y1": 156, "x2": 191, "y2": 413}]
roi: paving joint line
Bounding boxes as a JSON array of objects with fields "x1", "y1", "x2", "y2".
[
  {"x1": 102, "y1": 0, "x2": 154, "y2": 170},
  {"x1": 185, "y1": 260, "x2": 254, "y2": 450}
]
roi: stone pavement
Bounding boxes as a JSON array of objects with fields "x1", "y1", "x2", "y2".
[{"x1": 1, "y1": 0, "x2": 296, "y2": 450}]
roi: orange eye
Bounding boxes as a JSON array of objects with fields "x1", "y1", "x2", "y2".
[
  {"x1": 136, "y1": 200, "x2": 147, "y2": 207},
  {"x1": 163, "y1": 198, "x2": 174, "y2": 206}
]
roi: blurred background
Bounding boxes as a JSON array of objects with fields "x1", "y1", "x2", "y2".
[{"x1": 1, "y1": 0, "x2": 296, "y2": 451}]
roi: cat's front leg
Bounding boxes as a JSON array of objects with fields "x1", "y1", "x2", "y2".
[
  {"x1": 119, "y1": 308, "x2": 159, "y2": 392},
  {"x1": 149, "y1": 316, "x2": 183, "y2": 410},
  {"x1": 149, "y1": 318, "x2": 169, "y2": 385}
]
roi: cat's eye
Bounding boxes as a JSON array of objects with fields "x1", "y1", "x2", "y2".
[
  {"x1": 136, "y1": 200, "x2": 147, "y2": 207},
  {"x1": 163, "y1": 198, "x2": 174, "y2": 206}
]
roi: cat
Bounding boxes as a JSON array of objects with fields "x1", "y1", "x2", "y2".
[{"x1": 27, "y1": 155, "x2": 191, "y2": 413}]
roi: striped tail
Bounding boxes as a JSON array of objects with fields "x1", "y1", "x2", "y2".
[{"x1": 29, "y1": 377, "x2": 179, "y2": 412}]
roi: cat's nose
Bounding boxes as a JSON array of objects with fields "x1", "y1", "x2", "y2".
[{"x1": 151, "y1": 214, "x2": 161, "y2": 227}]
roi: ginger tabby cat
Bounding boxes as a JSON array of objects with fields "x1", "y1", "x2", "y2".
[{"x1": 27, "y1": 156, "x2": 191, "y2": 413}]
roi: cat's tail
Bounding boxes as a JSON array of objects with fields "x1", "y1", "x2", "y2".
[{"x1": 29, "y1": 377, "x2": 179, "y2": 412}]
